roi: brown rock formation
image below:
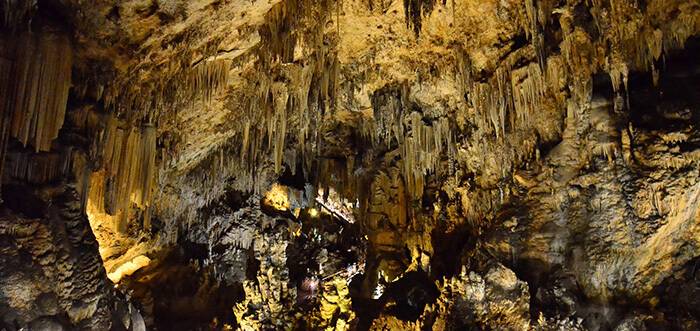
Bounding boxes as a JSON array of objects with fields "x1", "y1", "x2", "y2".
[{"x1": 2, "y1": 0, "x2": 700, "y2": 329}]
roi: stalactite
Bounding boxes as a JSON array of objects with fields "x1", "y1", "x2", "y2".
[
  {"x1": 188, "y1": 58, "x2": 230, "y2": 101},
  {"x1": 4, "y1": 148, "x2": 71, "y2": 184},
  {"x1": 271, "y1": 83, "x2": 289, "y2": 174},
  {"x1": 0, "y1": 55, "x2": 12, "y2": 197},
  {"x1": 88, "y1": 118, "x2": 156, "y2": 234},
  {"x1": 648, "y1": 29, "x2": 664, "y2": 63},
  {"x1": 1, "y1": 0, "x2": 36, "y2": 28},
  {"x1": 544, "y1": 56, "x2": 567, "y2": 97},
  {"x1": 398, "y1": 112, "x2": 451, "y2": 200},
  {"x1": 8, "y1": 33, "x2": 72, "y2": 153},
  {"x1": 511, "y1": 63, "x2": 546, "y2": 128},
  {"x1": 523, "y1": 0, "x2": 537, "y2": 39},
  {"x1": 403, "y1": 0, "x2": 437, "y2": 36},
  {"x1": 0, "y1": 32, "x2": 71, "y2": 200},
  {"x1": 133, "y1": 126, "x2": 156, "y2": 209}
]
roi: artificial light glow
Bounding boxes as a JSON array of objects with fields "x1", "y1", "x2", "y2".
[
  {"x1": 85, "y1": 170, "x2": 120, "y2": 262},
  {"x1": 107, "y1": 255, "x2": 151, "y2": 283},
  {"x1": 314, "y1": 188, "x2": 356, "y2": 223},
  {"x1": 263, "y1": 183, "x2": 290, "y2": 211},
  {"x1": 309, "y1": 208, "x2": 319, "y2": 217},
  {"x1": 372, "y1": 283, "x2": 385, "y2": 299}
]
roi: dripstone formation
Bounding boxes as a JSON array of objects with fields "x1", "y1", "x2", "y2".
[{"x1": 2, "y1": 0, "x2": 700, "y2": 330}]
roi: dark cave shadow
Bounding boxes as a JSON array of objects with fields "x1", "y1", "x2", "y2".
[{"x1": 350, "y1": 270, "x2": 439, "y2": 331}]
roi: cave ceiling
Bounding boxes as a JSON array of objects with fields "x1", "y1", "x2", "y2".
[{"x1": 2, "y1": 0, "x2": 700, "y2": 329}]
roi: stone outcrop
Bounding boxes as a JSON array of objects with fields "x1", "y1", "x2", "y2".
[{"x1": 0, "y1": 182, "x2": 143, "y2": 330}]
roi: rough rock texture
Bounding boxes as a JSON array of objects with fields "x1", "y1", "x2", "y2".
[
  {"x1": 434, "y1": 263, "x2": 531, "y2": 330},
  {"x1": 369, "y1": 262, "x2": 533, "y2": 330},
  {"x1": 0, "y1": 182, "x2": 144, "y2": 330},
  {"x1": 2, "y1": 0, "x2": 700, "y2": 329}
]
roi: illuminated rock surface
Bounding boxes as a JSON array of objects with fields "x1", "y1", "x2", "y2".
[{"x1": 1, "y1": 0, "x2": 700, "y2": 329}]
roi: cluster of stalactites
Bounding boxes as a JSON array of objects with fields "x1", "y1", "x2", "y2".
[
  {"x1": 466, "y1": 0, "x2": 700, "y2": 128},
  {"x1": 230, "y1": 0, "x2": 337, "y2": 184},
  {"x1": 399, "y1": 112, "x2": 452, "y2": 200},
  {"x1": 82, "y1": 59, "x2": 231, "y2": 227},
  {"x1": 88, "y1": 117, "x2": 156, "y2": 233},
  {"x1": 149, "y1": 57, "x2": 323, "y2": 224},
  {"x1": 7, "y1": 33, "x2": 72, "y2": 153},
  {"x1": 1, "y1": 0, "x2": 36, "y2": 28},
  {"x1": 0, "y1": 31, "x2": 72, "y2": 194},
  {"x1": 146, "y1": 0, "x2": 338, "y2": 225},
  {"x1": 459, "y1": 0, "x2": 677, "y2": 139},
  {"x1": 356, "y1": 82, "x2": 456, "y2": 202},
  {"x1": 464, "y1": 60, "x2": 552, "y2": 139},
  {"x1": 101, "y1": 56, "x2": 231, "y2": 126},
  {"x1": 4, "y1": 148, "x2": 72, "y2": 184},
  {"x1": 189, "y1": 58, "x2": 230, "y2": 102},
  {"x1": 236, "y1": 58, "x2": 327, "y2": 187},
  {"x1": 560, "y1": 1, "x2": 699, "y2": 107}
]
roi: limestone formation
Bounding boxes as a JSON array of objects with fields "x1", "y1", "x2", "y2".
[{"x1": 2, "y1": 0, "x2": 700, "y2": 329}]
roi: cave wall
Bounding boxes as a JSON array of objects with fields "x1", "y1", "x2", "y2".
[{"x1": 0, "y1": 182, "x2": 144, "y2": 330}]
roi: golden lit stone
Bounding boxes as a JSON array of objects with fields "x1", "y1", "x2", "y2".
[
  {"x1": 106, "y1": 255, "x2": 151, "y2": 283},
  {"x1": 263, "y1": 183, "x2": 290, "y2": 211}
]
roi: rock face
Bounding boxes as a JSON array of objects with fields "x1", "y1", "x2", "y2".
[
  {"x1": 2, "y1": 0, "x2": 700, "y2": 329},
  {"x1": 0, "y1": 182, "x2": 143, "y2": 330},
  {"x1": 422, "y1": 262, "x2": 532, "y2": 331}
]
